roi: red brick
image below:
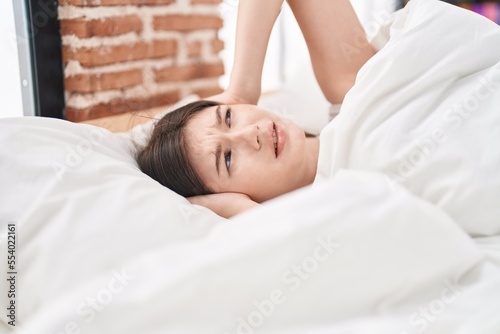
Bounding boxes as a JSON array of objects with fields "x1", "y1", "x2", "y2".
[
  {"x1": 63, "y1": 40, "x2": 177, "y2": 67},
  {"x1": 151, "y1": 40, "x2": 178, "y2": 58},
  {"x1": 155, "y1": 63, "x2": 224, "y2": 82},
  {"x1": 153, "y1": 15, "x2": 223, "y2": 32},
  {"x1": 65, "y1": 69, "x2": 143, "y2": 93},
  {"x1": 60, "y1": 16, "x2": 142, "y2": 38},
  {"x1": 65, "y1": 91, "x2": 180, "y2": 122},
  {"x1": 187, "y1": 40, "x2": 202, "y2": 57},
  {"x1": 211, "y1": 38, "x2": 224, "y2": 53},
  {"x1": 60, "y1": 0, "x2": 175, "y2": 6}
]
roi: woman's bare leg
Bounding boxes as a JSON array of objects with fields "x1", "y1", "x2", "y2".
[{"x1": 286, "y1": 0, "x2": 375, "y2": 104}]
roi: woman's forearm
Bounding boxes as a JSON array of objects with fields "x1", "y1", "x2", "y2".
[
  {"x1": 287, "y1": 0, "x2": 376, "y2": 104},
  {"x1": 227, "y1": 0, "x2": 284, "y2": 105}
]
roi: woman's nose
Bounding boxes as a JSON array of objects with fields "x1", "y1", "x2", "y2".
[{"x1": 228, "y1": 125, "x2": 260, "y2": 150}]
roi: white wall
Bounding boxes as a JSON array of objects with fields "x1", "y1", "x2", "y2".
[{"x1": 0, "y1": 0, "x2": 24, "y2": 118}]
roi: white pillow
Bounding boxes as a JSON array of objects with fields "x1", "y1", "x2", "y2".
[{"x1": 0, "y1": 114, "x2": 226, "y2": 323}]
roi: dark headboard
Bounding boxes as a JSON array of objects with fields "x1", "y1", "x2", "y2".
[{"x1": 14, "y1": 0, "x2": 65, "y2": 118}]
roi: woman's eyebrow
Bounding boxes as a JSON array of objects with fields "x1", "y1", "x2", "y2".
[
  {"x1": 215, "y1": 105, "x2": 222, "y2": 126},
  {"x1": 213, "y1": 105, "x2": 223, "y2": 177},
  {"x1": 214, "y1": 143, "x2": 221, "y2": 177},
  {"x1": 215, "y1": 105, "x2": 222, "y2": 177}
]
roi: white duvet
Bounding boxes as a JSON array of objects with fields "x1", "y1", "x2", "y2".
[
  {"x1": 1, "y1": 0, "x2": 500, "y2": 333},
  {"x1": 316, "y1": 0, "x2": 500, "y2": 237}
]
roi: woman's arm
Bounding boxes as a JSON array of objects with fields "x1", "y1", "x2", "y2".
[
  {"x1": 209, "y1": 0, "x2": 284, "y2": 105},
  {"x1": 287, "y1": 0, "x2": 376, "y2": 104},
  {"x1": 211, "y1": 0, "x2": 375, "y2": 106}
]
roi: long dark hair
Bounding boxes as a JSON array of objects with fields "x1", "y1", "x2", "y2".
[{"x1": 136, "y1": 100, "x2": 221, "y2": 197}]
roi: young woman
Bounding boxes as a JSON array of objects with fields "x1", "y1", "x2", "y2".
[{"x1": 137, "y1": 0, "x2": 376, "y2": 218}]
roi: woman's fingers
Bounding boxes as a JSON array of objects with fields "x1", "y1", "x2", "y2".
[
  {"x1": 187, "y1": 193, "x2": 260, "y2": 218},
  {"x1": 205, "y1": 90, "x2": 255, "y2": 105}
]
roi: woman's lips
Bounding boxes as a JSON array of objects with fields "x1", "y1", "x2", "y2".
[
  {"x1": 269, "y1": 123, "x2": 277, "y2": 157},
  {"x1": 274, "y1": 122, "x2": 285, "y2": 157},
  {"x1": 269, "y1": 122, "x2": 286, "y2": 158}
]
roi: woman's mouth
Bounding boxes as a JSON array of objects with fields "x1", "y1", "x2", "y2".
[
  {"x1": 271, "y1": 122, "x2": 286, "y2": 158},
  {"x1": 272, "y1": 124, "x2": 278, "y2": 157}
]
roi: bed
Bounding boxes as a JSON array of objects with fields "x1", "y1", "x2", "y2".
[{"x1": 1, "y1": 0, "x2": 500, "y2": 332}]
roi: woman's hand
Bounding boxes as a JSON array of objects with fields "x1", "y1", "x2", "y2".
[
  {"x1": 188, "y1": 193, "x2": 260, "y2": 219},
  {"x1": 205, "y1": 89, "x2": 258, "y2": 106}
]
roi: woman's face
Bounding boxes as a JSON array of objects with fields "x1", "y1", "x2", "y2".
[{"x1": 184, "y1": 104, "x2": 318, "y2": 202}]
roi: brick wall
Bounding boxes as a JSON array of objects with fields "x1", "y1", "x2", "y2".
[{"x1": 58, "y1": 0, "x2": 224, "y2": 122}]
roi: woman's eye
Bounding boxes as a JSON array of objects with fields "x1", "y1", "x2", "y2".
[
  {"x1": 224, "y1": 151, "x2": 231, "y2": 171},
  {"x1": 225, "y1": 108, "x2": 231, "y2": 128}
]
